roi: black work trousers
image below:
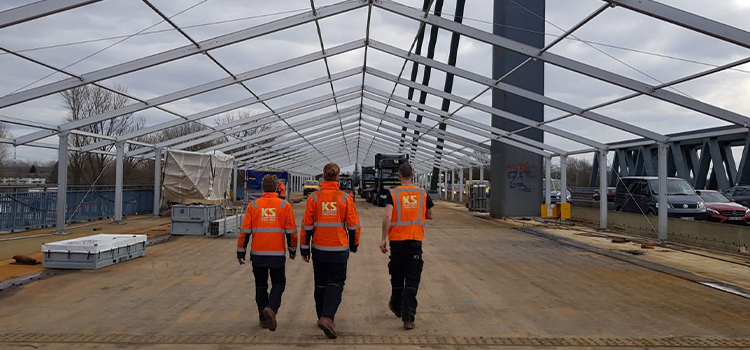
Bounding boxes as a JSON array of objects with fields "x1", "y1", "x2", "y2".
[
  {"x1": 389, "y1": 242, "x2": 424, "y2": 323},
  {"x1": 312, "y1": 258, "x2": 348, "y2": 320},
  {"x1": 252, "y1": 264, "x2": 286, "y2": 321}
]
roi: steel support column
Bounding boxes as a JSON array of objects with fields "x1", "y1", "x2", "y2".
[
  {"x1": 599, "y1": 150, "x2": 608, "y2": 230},
  {"x1": 451, "y1": 169, "x2": 456, "y2": 202},
  {"x1": 54, "y1": 131, "x2": 70, "y2": 235},
  {"x1": 233, "y1": 160, "x2": 238, "y2": 201},
  {"x1": 544, "y1": 157, "x2": 552, "y2": 209},
  {"x1": 154, "y1": 147, "x2": 162, "y2": 217},
  {"x1": 657, "y1": 143, "x2": 668, "y2": 241},
  {"x1": 115, "y1": 142, "x2": 124, "y2": 224},
  {"x1": 469, "y1": 165, "x2": 473, "y2": 188},
  {"x1": 459, "y1": 168, "x2": 464, "y2": 203},
  {"x1": 560, "y1": 155, "x2": 567, "y2": 204}
]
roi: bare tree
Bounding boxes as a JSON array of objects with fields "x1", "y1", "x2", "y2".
[
  {"x1": 61, "y1": 84, "x2": 144, "y2": 185},
  {"x1": 215, "y1": 109, "x2": 275, "y2": 140},
  {"x1": 0, "y1": 122, "x2": 10, "y2": 168},
  {"x1": 154, "y1": 121, "x2": 217, "y2": 152},
  {"x1": 565, "y1": 157, "x2": 593, "y2": 187},
  {"x1": 214, "y1": 108, "x2": 276, "y2": 157}
]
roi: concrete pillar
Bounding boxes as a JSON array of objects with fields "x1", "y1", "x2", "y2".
[
  {"x1": 599, "y1": 150, "x2": 608, "y2": 230},
  {"x1": 55, "y1": 131, "x2": 70, "y2": 235},
  {"x1": 115, "y1": 142, "x2": 124, "y2": 224},
  {"x1": 490, "y1": 0, "x2": 545, "y2": 218},
  {"x1": 560, "y1": 155, "x2": 567, "y2": 204},
  {"x1": 658, "y1": 143, "x2": 668, "y2": 241},
  {"x1": 153, "y1": 147, "x2": 162, "y2": 217}
]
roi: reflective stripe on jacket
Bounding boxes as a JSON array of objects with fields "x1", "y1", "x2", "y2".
[
  {"x1": 237, "y1": 192, "x2": 297, "y2": 258},
  {"x1": 301, "y1": 181, "x2": 361, "y2": 252},
  {"x1": 388, "y1": 185, "x2": 427, "y2": 241}
]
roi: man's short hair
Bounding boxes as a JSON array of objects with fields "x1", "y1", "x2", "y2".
[
  {"x1": 398, "y1": 163, "x2": 413, "y2": 179},
  {"x1": 262, "y1": 175, "x2": 278, "y2": 193}
]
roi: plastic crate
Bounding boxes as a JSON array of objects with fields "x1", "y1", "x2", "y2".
[{"x1": 42, "y1": 234, "x2": 147, "y2": 270}]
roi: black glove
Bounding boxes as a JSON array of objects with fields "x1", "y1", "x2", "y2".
[
  {"x1": 237, "y1": 251, "x2": 246, "y2": 260},
  {"x1": 289, "y1": 250, "x2": 296, "y2": 260},
  {"x1": 347, "y1": 229, "x2": 357, "y2": 253}
]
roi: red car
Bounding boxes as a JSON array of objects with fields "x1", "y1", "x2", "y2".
[{"x1": 697, "y1": 190, "x2": 750, "y2": 224}]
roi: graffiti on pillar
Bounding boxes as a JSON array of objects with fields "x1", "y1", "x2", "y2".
[{"x1": 506, "y1": 162, "x2": 532, "y2": 192}]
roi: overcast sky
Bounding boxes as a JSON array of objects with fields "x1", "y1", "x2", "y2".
[{"x1": 0, "y1": 0, "x2": 749, "y2": 171}]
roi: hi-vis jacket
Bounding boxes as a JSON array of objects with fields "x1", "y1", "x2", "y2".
[
  {"x1": 237, "y1": 192, "x2": 297, "y2": 260},
  {"x1": 278, "y1": 182, "x2": 286, "y2": 197},
  {"x1": 388, "y1": 185, "x2": 427, "y2": 241},
  {"x1": 301, "y1": 181, "x2": 360, "y2": 256}
]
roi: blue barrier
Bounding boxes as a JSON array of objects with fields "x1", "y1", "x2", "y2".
[{"x1": 0, "y1": 186, "x2": 154, "y2": 233}]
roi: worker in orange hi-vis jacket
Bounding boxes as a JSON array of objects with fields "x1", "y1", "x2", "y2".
[
  {"x1": 237, "y1": 175, "x2": 297, "y2": 332},
  {"x1": 380, "y1": 163, "x2": 433, "y2": 331},
  {"x1": 300, "y1": 163, "x2": 360, "y2": 339},
  {"x1": 277, "y1": 181, "x2": 286, "y2": 199}
]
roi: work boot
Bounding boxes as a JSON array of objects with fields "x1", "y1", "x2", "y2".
[
  {"x1": 317, "y1": 316, "x2": 337, "y2": 339},
  {"x1": 262, "y1": 307, "x2": 277, "y2": 332},
  {"x1": 259, "y1": 319, "x2": 268, "y2": 329},
  {"x1": 388, "y1": 301, "x2": 401, "y2": 318},
  {"x1": 403, "y1": 321, "x2": 415, "y2": 330}
]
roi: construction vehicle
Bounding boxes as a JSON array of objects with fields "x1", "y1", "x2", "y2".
[
  {"x1": 303, "y1": 180, "x2": 319, "y2": 197},
  {"x1": 359, "y1": 166, "x2": 375, "y2": 199},
  {"x1": 363, "y1": 153, "x2": 409, "y2": 207},
  {"x1": 339, "y1": 174, "x2": 355, "y2": 202}
]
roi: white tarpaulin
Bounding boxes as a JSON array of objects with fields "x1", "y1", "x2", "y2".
[{"x1": 163, "y1": 149, "x2": 235, "y2": 204}]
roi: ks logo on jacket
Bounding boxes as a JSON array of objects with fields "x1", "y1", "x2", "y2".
[
  {"x1": 260, "y1": 207, "x2": 276, "y2": 222},
  {"x1": 402, "y1": 195, "x2": 418, "y2": 209},
  {"x1": 321, "y1": 202, "x2": 338, "y2": 216}
]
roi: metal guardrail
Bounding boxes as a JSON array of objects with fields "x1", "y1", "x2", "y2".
[
  {"x1": 0, "y1": 186, "x2": 154, "y2": 233},
  {"x1": 569, "y1": 187, "x2": 598, "y2": 200}
]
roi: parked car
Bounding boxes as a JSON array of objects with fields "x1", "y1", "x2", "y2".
[
  {"x1": 542, "y1": 179, "x2": 571, "y2": 203},
  {"x1": 614, "y1": 176, "x2": 706, "y2": 220},
  {"x1": 593, "y1": 187, "x2": 616, "y2": 202},
  {"x1": 696, "y1": 190, "x2": 750, "y2": 224},
  {"x1": 723, "y1": 185, "x2": 750, "y2": 208}
]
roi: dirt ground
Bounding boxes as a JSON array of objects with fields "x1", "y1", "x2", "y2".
[{"x1": 0, "y1": 195, "x2": 749, "y2": 349}]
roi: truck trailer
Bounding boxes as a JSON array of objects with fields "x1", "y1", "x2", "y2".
[{"x1": 363, "y1": 153, "x2": 409, "y2": 207}]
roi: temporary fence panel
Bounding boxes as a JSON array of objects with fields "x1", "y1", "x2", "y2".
[{"x1": 0, "y1": 187, "x2": 154, "y2": 233}]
